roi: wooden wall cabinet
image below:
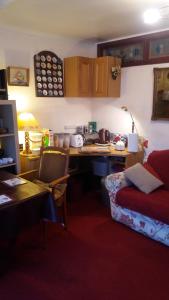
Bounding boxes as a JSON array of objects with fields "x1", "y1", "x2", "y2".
[
  {"x1": 93, "y1": 56, "x2": 121, "y2": 97},
  {"x1": 64, "y1": 56, "x2": 121, "y2": 98},
  {"x1": 64, "y1": 56, "x2": 94, "y2": 97},
  {"x1": 0, "y1": 100, "x2": 20, "y2": 174}
]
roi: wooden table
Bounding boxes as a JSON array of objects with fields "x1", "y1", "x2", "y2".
[
  {"x1": 20, "y1": 146, "x2": 144, "y2": 172},
  {"x1": 69, "y1": 146, "x2": 144, "y2": 169},
  {"x1": 0, "y1": 170, "x2": 50, "y2": 240}
]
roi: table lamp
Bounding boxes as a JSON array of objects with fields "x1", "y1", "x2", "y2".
[
  {"x1": 121, "y1": 106, "x2": 138, "y2": 152},
  {"x1": 121, "y1": 106, "x2": 135, "y2": 133},
  {"x1": 17, "y1": 112, "x2": 40, "y2": 154}
]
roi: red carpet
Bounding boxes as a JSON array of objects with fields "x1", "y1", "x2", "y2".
[{"x1": 0, "y1": 191, "x2": 169, "y2": 300}]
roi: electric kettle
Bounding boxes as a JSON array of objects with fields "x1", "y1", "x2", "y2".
[{"x1": 98, "y1": 128, "x2": 110, "y2": 144}]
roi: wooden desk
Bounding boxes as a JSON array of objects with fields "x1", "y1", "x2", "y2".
[
  {"x1": 0, "y1": 171, "x2": 49, "y2": 239},
  {"x1": 20, "y1": 146, "x2": 144, "y2": 172},
  {"x1": 69, "y1": 146, "x2": 144, "y2": 168}
]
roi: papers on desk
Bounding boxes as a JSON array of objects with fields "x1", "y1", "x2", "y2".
[
  {"x1": 80, "y1": 146, "x2": 111, "y2": 153},
  {"x1": 0, "y1": 194, "x2": 12, "y2": 205},
  {"x1": 2, "y1": 177, "x2": 27, "y2": 187}
]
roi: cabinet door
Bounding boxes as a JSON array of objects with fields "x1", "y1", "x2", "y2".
[
  {"x1": 78, "y1": 57, "x2": 93, "y2": 97},
  {"x1": 93, "y1": 57, "x2": 108, "y2": 97},
  {"x1": 93, "y1": 56, "x2": 121, "y2": 97},
  {"x1": 64, "y1": 56, "x2": 93, "y2": 97}
]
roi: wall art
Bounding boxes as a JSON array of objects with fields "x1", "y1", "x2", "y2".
[
  {"x1": 7, "y1": 66, "x2": 29, "y2": 86},
  {"x1": 152, "y1": 67, "x2": 169, "y2": 120},
  {"x1": 34, "y1": 50, "x2": 64, "y2": 97}
]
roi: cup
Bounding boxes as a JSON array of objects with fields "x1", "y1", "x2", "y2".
[
  {"x1": 64, "y1": 133, "x2": 70, "y2": 149},
  {"x1": 2, "y1": 157, "x2": 8, "y2": 164},
  {"x1": 58, "y1": 133, "x2": 64, "y2": 147},
  {"x1": 54, "y1": 133, "x2": 59, "y2": 147}
]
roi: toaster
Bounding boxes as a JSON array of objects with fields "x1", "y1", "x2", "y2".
[{"x1": 70, "y1": 134, "x2": 84, "y2": 147}]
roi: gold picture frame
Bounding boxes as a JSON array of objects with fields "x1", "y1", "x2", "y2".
[
  {"x1": 7, "y1": 66, "x2": 29, "y2": 86},
  {"x1": 152, "y1": 67, "x2": 169, "y2": 120}
]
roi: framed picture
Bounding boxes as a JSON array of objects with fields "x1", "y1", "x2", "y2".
[
  {"x1": 7, "y1": 66, "x2": 29, "y2": 86},
  {"x1": 152, "y1": 68, "x2": 169, "y2": 120}
]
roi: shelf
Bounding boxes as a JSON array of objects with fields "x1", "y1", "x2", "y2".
[
  {"x1": 97, "y1": 30, "x2": 169, "y2": 67},
  {"x1": 0, "y1": 163, "x2": 16, "y2": 169},
  {"x1": 0, "y1": 133, "x2": 15, "y2": 138}
]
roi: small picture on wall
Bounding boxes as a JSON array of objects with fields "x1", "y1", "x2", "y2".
[{"x1": 7, "y1": 66, "x2": 29, "y2": 86}]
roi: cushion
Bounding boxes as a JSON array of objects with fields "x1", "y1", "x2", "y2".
[
  {"x1": 124, "y1": 163, "x2": 163, "y2": 194},
  {"x1": 116, "y1": 186, "x2": 169, "y2": 224}
]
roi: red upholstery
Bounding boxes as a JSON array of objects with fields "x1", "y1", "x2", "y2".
[
  {"x1": 116, "y1": 186, "x2": 169, "y2": 224},
  {"x1": 147, "y1": 150, "x2": 169, "y2": 189}
]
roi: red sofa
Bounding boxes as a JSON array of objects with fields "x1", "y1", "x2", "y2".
[{"x1": 105, "y1": 150, "x2": 169, "y2": 246}]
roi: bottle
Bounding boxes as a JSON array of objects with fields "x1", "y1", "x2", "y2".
[
  {"x1": 49, "y1": 129, "x2": 54, "y2": 146},
  {"x1": 42, "y1": 129, "x2": 49, "y2": 147}
]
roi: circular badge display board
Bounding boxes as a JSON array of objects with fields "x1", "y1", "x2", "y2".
[{"x1": 34, "y1": 51, "x2": 64, "y2": 97}]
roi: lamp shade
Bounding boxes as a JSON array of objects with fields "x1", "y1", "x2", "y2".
[{"x1": 17, "y1": 112, "x2": 40, "y2": 131}]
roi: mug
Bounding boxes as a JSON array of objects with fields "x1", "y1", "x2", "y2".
[
  {"x1": 63, "y1": 133, "x2": 70, "y2": 149},
  {"x1": 54, "y1": 133, "x2": 64, "y2": 147}
]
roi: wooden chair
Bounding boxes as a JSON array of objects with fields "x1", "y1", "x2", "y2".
[{"x1": 20, "y1": 146, "x2": 70, "y2": 230}]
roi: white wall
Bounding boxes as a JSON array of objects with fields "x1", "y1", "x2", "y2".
[
  {"x1": 0, "y1": 26, "x2": 96, "y2": 132},
  {"x1": 92, "y1": 63, "x2": 169, "y2": 153},
  {"x1": 1, "y1": 26, "x2": 169, "y2": 153}
]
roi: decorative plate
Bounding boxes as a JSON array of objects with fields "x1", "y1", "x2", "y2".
[{"x1": 34, "y1": 50, "x2": 64, "y2": 97}]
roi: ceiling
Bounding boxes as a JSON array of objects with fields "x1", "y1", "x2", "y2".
[{"x1": 0, "y1": 0, "x2": 169, "y2": 42}]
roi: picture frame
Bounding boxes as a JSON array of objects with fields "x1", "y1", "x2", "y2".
[
  {"x1": 7, "y1": 66, "x2": 29, "y2": 86},
  {"x1": 152, "y1": 68, "x2": 169, "y2": 120}
]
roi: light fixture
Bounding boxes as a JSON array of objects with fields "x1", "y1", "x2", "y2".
[
  {"x1": 17, "y1": 112, "x2": 40, "y2": 155},
  {"x1": 143, "y1": 5, "x2": 169, "y2": 24},
  {"x1": 143, "y1": 8, "x2": 161, "y2": 24},
  {"x1": 121, "y1": 106, "x2": 139, "y2": 152},
  {"x1": 121, "y1": 106, "x2": 135, "y2": 133}
]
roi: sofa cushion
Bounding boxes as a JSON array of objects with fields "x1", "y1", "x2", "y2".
[
  {"x1": 116, "y1": 186, "x2": 169, "y2": 224},
  {"x1": 124, "y1": 163, "x2": 163, "y2": 194},
  {"x1": 148, "y1": 150, "x2": 169, "y2": 189}
]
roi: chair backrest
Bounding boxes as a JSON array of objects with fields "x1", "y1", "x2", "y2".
[{"x1": 38, "y1": 146, "x2": 69, "y2": 183}]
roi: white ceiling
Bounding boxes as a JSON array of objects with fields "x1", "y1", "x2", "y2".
[{"x1": 0, "y1": 0, "x2": 169, "y2": 41}]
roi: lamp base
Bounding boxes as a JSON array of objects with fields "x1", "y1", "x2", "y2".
[
  {"x1": 128, "y1": 133, "x2": 138, "y2": 152},
  {"x1": 24, "y1": 131, "x2": 32, "y2": 155},
  {"x1": 22, "y1": 149, "x2": 32, "y2": 155}
]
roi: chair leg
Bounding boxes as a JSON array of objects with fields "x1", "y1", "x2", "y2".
[{"x1": 62, "y1": 194, "x2": 68, "y2": 230}]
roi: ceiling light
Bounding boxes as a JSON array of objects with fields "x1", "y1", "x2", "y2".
[{"x1": 143, "y1": 8, "x2": 161, "y2": 24}]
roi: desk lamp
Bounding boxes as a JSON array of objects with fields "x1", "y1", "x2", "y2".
[
  {"x1": 17, "y1": 112, "x2": 40, "y2": 154},
  {"x1": 121, "y1": 106, "x2": 138, "y2": 152},
  {"x1": 121, "y1": 106, "x2": 135, "y2": 133}
]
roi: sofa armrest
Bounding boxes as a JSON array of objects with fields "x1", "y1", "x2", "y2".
[{"x1": 105, "y1": 172, "x2": 131, "y2": 203}]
